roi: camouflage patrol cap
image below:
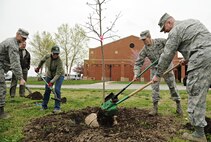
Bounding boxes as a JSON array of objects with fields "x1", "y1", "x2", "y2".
[
  {"x1": 17, "y1": 28, "x2": 29, "y2": 38},
  {"x1": 51, "y1": 45, "x2": 60, "y2": 54},
  {"x1": 158, "y1": 13, "x2": 171, "y2": 32},
  {"x1": 140, "y1": 30, "x2": 150, "y2": 40}
]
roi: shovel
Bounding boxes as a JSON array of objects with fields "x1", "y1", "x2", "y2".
[
  {"x1": 37, "y1": 73, "x2": 61, "y2": 102},
  {"x1": 100, "y1": 63, "x2": 181, "y2": 117},
  {"x1": 25, "y1": 85, "x2": 33, "y2": 95},
  {"x1": 24, "y1": 84, "x2": 44, "y2": 100},
  {"x1": 104, "y1": 59, "x2": 159, "y2": 103}
]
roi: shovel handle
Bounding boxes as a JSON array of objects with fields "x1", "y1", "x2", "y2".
[
  {"x1": 127, "y1": 81, "x2": 153, "y2": 99},
  {"x1": 25, "y1": 85, "x2": 32, "y2": 94},
  {"x1": 116, "y1": 63, "x2": 181, "y2": 105},
  {"x1": 116, "y1": 81, "x2": 153, "y2": 105},
  {"x1": 113, "y1": 59, "x2": 158, "y2": 98},
  {"x1": 37, "y1": 73, "x2": 61, "y2": 102},
  {"x1": 163, "y1": 63, "x2": 181, "y2": 75},
  {"x1": 129, "y1": 63, "x2": 181, "y2": 98}
]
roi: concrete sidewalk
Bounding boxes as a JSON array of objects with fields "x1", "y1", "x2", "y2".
[{"x1": 7, "y1": 81, "x2": 187, "y2": 90}]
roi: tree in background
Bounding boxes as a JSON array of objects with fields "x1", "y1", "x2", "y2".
[
  {"x1": 85, "y1": 0, "x2": 121, "y2": 101},
  {"x1": 68, "y1": 24, "x2": 89, "y2": 75},
  {"x1": 54, "y1": 24, "x2": 72, "y2": 75},
  {"x1": 73, "y1": 63, "x2": 84, "y2": 77},
  {"x1": 29, "y1": 31, "x2": 55, "y2": 73},
  {"x1": 55, "y1": 24, "x2": 89, "y2": 78}
]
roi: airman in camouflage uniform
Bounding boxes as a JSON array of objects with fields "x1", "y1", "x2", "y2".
[
  {"x1": 134, "y1": 30, "x2": 182, "y2": 116},
  {"x1": 35, "y1": 45, "x2": 65, "y2": 113},
  {"x1": 152, "y1": 13, "x2": 211, "y2": 142},
  {"x1": 0, "y1": 28, "x2": 29, "y2": 119}
]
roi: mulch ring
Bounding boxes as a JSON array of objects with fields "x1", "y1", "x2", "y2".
[{"x1": 22, "y1": 107, "x2": 211, "y2": 142}]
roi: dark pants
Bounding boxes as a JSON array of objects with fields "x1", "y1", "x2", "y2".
[
  {"x1": 42, "y1": 76, "x2": 64, "y2": 109},
  {"x1": 10, "y1": 68, "x2": 28, "y2": 97}
]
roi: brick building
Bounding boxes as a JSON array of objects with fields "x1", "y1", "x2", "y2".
[{"x1": 83, "y1": 35, "x2": 186, "y2": 82}]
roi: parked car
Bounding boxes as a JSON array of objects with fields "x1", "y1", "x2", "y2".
[
  {"x1": 64, "y1": 74, "x2": 82, "y2": 80},
  {"x1": 4, "y1": 71, "x2": 12, "y2": 81}
]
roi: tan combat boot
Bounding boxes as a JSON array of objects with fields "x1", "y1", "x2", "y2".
[
  {"x1": 149, "y1": 102, "x2": 158, "y2": 116},
  {"x1": 182, "y1": 126, "x2": 207, "y2": 142},
  {"x1": 176, "y1": 100, "x2": 183, "y2": 115}
]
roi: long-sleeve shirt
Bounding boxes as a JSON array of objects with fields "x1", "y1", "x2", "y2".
[
  {"x1": 0, "y1": 37, "x2": 23, "y2": 80},
  {"x1": 134, "y1": 38, "x2": 166, "y2": 76},
  {"x1": 38, "y1": 54, "x2": 64, "y2": 83},
  {"x1": 156, "y1": 19, "x2": 211, "y2": 77}
]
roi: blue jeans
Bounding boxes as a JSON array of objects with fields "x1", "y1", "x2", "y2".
[{"x1": 42, "y1": 76, "x2": 64, "y2": 109}]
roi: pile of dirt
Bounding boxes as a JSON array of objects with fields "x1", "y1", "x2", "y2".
[
  {"x1": 22, "y1": 107, "x2": 185, "y2": 142},
  {"x1": 25, "y1": 91, "x2": 43, "y2": 100}
]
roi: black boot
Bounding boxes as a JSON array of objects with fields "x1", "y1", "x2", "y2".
[
  {"x1": 176, "y1": 100, "x2": 183, "y2": 115},
  {"x1": 0, "y1": 107, "x2": 10, "y2": 119},
  {"x1": 0, "y1": 107, "x2": 3, "y2": 115}
]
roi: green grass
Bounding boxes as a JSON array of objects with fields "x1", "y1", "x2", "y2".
[
  {"x1": 0, "y1": 88, "x2": 211, "y2": 142},
  {"x1": 24, "y1": 77, "x2": 101, "y2": 85}
]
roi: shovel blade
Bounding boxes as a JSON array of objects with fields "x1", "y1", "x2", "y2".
[
  {"x1": 104, "y1": 92, "x2": 119, "y2": 103},
  {"x1": 104, "y1": 92, "x2": 115, "y2": 102}
]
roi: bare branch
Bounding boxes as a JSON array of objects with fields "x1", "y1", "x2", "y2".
[{"x1": 103, "y1": 12, "x2": 121, "y2": 36}]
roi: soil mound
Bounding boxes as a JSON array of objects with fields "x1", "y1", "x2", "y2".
[
  {"x1": 25, "y1": 91, "x2": 43, "y2": 100},
  {"x1": 23, "y1": 107, "x2": 184, "y2": 142}
]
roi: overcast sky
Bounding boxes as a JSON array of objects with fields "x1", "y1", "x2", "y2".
[
  {"x1": 1, "y1": 0, "x2": 211, "y2": 47},
  {"x1": 1, "y1": 0, "x2": 211, "y2": 76}
]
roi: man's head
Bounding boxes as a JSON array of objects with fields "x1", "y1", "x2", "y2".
[
  {"x1": 140, "y1": 30, "x2": 151, "y2": 40},
  {"x1": 140, "y1": 30, "x2": 152, "y2": 46},
  {"x1": 16, "y1": 28, "x2": 29, "y2": 43},
  {"x1": 51, "y1": 45, "x2": 60, "y2": 58},
  {"x1": 51, "y1": 45, "x2": 60, "y2": 54},
  {"x1": 158, "y1": 13, "x2": 172, "y2": 32},
  {"x1": 19, "y1": 41, "x2": 26, "y2": 49}
]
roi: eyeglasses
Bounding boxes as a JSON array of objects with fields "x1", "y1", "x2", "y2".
[{"x1": 53, "y1": 53, "x2": 59, "y2": 55}]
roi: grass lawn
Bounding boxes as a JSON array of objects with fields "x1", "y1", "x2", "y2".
[
  {"x1": 26, "y1": 77, "x2": 101, "y2": 85},
  {"x1": 0, "y1": 87, "x2": 211, "y2": 142}
]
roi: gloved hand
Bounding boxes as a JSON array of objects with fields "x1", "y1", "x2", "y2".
[
  {"x1": 48, "y1": 82, "x2": 53, "y2": 88},
  {"x1": 133, "y1": 75, "x2": 139, "y2": 81},
  {"x1": 35, "y1": 67, "x2": 40, "y2": 73}
]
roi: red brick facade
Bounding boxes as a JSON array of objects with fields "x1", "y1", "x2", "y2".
[{"x1": 83, "y1": 35, "x2": 186, "y2": 82}]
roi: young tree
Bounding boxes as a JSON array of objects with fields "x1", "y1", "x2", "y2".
[
  {"x1": 85, "y1": 0, "x2": 121, "y2": 101},
  {"x1": 55, "y1": 24, "x2": 89, "y2": 77},
  {"x1": 29, "y1": 31, "x2": 55, "y2": 72}
]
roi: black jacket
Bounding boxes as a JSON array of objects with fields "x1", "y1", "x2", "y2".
[{"x1": 19, "y1": 49, "x2": 31, "y2": 70}]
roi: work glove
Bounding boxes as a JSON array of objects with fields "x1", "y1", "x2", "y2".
[
  {"x1": 48, "y1": 82, "x2": 53, "y2": 88},
  {"x1": 35, "y1": 67, "x2": 40, "y2": 73}
]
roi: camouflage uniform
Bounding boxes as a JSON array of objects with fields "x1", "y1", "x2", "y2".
[
  {"x1": 0, "y1": 37, "x2": 23, "y2": 107},
  {"x1": 156, "y1": 19, "x2": 211, "y2": 128},
  {"x1": 134, "y1": 38, "x2": 181, "y2": 103}
]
